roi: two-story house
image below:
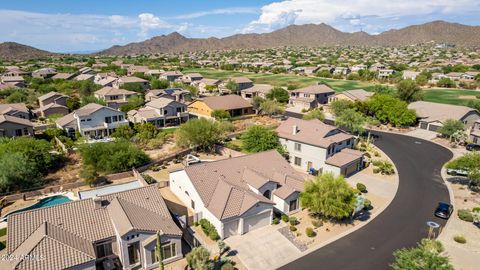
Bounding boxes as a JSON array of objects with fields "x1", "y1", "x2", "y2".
[
  {"x1": 128, "y1": 97, "x2": 189, "y2": 128},
  {"x1": 160, "y1": 71, "x2": 183, "y2": 82},
  {"x1": 169, "y1": 150, "x2": 307, "y2": 239},
  {"x1": 2, "y1": 185, "x2": 183, "y2": 270},
  {"x1": 470, "y1": 119, "x2": 480, "y2": 144},
  {"x1": 240, "y1": 84, "x2": 273, "y2": 100},
  {"x1": 94, "y1": 87, "x2": 139, "y2": 110},
  {"x1": 145, "y1": 88, "x2": 191, "y2": 103},
  {"x1": 377, "y1": 69, "x2": 395, "y2": 79},
  {"x1": 288, "y1": 84, "x2": 335, "y2": 110},
  {"x1": 0, "y1": 103, "x2": 33, "y2": 137},
  {"x1": 182, "y1": 73, "x2": 203, "y2": 84},
  {"x1": 56, "y1": 103, "x2": 128, "y2": 138},
  {"x1": 32, "y1": 68, "x2": 57, "y2": 79},
  {"x1": 113, "y1": 76, "x2": 149, "y2": 91},
  {"x1": 276, "y1": 118, "x2": 363, "y2": 176},
  {"x1": 35, "y1": 91, "x2": 70, "y2": 118}
]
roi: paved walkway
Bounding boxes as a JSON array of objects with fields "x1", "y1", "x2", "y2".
[
  {"x1": 405, "y1": 128, "x2": 438, "y2": 140},
  {"x1": 225, "y1": 224, "x2": 301, "y2": 270}
]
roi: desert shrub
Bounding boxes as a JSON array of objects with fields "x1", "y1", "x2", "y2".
[
  {"x1": 289, "y1": 216, "x2": 298, "y2": 226},
  {"x1": 363, "y1": 199, "x2": 372, "y2": 210},
  {"x1": 372, "y1": 160, "x2": 395, "y2": 175},
  {"x1": 141, "y1": 174, "x2": 156, "y2": 184},
  {"x1": 356, "y1": 183, "x2": 367, "y2": 193},
  {"x1": 364, "y1": 152, "x2": 371, "y2": 158},
  {"x1": 272, "y1": 218, "x2": 280, "y2": 225},
  {"x1": 305, "y1": 227, "x2": 315, "y2": 237},
  {"x1": 221, "y1": 262, "x2": 234, "y2": 270},
  {"x1": 289, "y1": 225, "x2": 297, "y2": 232},
  {"x1": 458, "y1": 209, "x2": 474, "y2": 222},
  {"x1": 281, "y1": 214, "x2": 289, "y2": 222},
  {"x1": 198, "y1": 219, "x2": 220, "y2": 240},
  {"x1": 373, "y1": 168, "x2": 380, "y2": 174},
  {"x1": 453, "y1": 235, "x2": 466, "y2": 244},
  {"x1": 312, "y1": 219, "x2": 323, "y2": 228}
]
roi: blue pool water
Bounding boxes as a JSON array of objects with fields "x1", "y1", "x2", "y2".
[{"x1": 2, "y1": 195, "x2": 72, "y2": 220}]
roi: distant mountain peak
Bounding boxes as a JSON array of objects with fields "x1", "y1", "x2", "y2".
[{"x1": 0, "y1": 42, "x2": 54, "y2": 61}]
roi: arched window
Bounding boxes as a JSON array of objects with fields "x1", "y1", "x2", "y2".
[{"x1": 263, "y1": 190, "x2": 271, "y2": 200}]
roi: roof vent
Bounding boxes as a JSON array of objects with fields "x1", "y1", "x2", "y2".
[{"x1": 292, "y1": 125, "x2": 298, "y2": 135}]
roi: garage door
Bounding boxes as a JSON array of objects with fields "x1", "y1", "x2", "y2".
[
  {"x1": 224, "y1": 220, "x2": 239, "y2": 238},
  {"x1": 243, "y1": 211, "x2": 271, "y2": 233},
  {"x1": 428, "y1": 124, "x2": 440, "y2": 132},
  {"x1": 343, "y1": 161, "x2": 360, "y2": 176},
  {"x1": 420, "y1": 122, "x2": 428, "y2": 129}
]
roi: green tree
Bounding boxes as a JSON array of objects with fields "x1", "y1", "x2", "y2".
[
  {"x1": 266, "y1": 87, "x2": 289, "y2": 103},
  {"x1": 122, "y1": 82, "x2": 144, "y2": 92},
  {"x1": 437, "y1": 77, "x2": 456, "y2": 88},
  {"x1": 111, "y1": 125, "x2": 136, "y2": 140},
  {"x1": 335, "y1": 108, "x2": 366, "y2": 135},
  {"x1": 81, "y1": 95, "x2": 106, "y2": 106},
  {"x1": 300, "y1": 173, "x2": 357, "y2": 219},
  {"x1": 186, "y1": 247, "x2": 213, "y2": 270},
  {"x1": 120, "y1": 95, "x2": 144, "y2": 113},
  {"x1": 225, "y1": 80, "x2": 239, "y2": 93},
  {"x1": 6, "y1": 91, "x2": 28, "y2": 103},
  {"x1": 175, "y1": 118, "x2": 227, "y2": 151},
  {"x1": 437, "y1": 119, "x2": 464, "y2": 139},
  {"x1": 259, "y1": 99, "x2": 284, "y2": 116},
  {"x1": 396, "y1": 79, "x2": 423, "y2": 103},
  {"x1": 252, "y1": 96, "x2": 265, "y2": 112},
  {"x1": 415, "y1": 75, "x2": 428, "y2": 86},
  {"x1": 66, "y1": 96, "x2": 81, "y2": 110},
  {"x1": 446, "y1": 152, "x2": 480, "y2": 186},
  {"x1": 303, "y1": 108, "x2": 325, "y2": 121},
  {"x1": 330, "y1": 100, "x2": 355, "y2": 116},
  {"x1": 391, "y1": 239, "x2": 453, "y2": 270},
  {"x1": 241, "y1": 125, "x2": 281, "y2": 153},
  {"x1": 134, "y1": 122, "x2": 158, "y2": 141},
  {"x1": 315, "y1": 69, "x2": 332, "y2": 78},
  {"x1": 211, "y1": 109, "x2": 231, "y2": 120},
  {"x1": 366, "y1": 94, "x2": 416, "y2": 127},
  {"x1": 0, "y1": 152, "x2": 41, "y2": 193}
]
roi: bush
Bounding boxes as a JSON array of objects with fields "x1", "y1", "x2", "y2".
[
  {"x1": 289, "y1": 216, "x2": 298, "y2": 226},
  {"x1": 453, "y1": 235, "x2": 466, "y2": 244},
  {"x1": 312, "y1": 219, "x2": 323, "y2": 228},
  {"x1": 281, "y1": 214, "x2": 289, "y2": 222},
  {"x1": 289, "y1": 225, "x2": 297, "y2": 232},
  {"x1": 458, "y1": 209, "x2": 474, "y2": 222},
  {"x1": 305, "y1": 227, "x2": 315, "y2": 237},
  {"x1": 221, "y1": 262, "x2": 234, "y2": 270},
  {"x1": 364, "y1": 152, "x2": 371, "y2": 158},
  {"x1": 356, "y1": 183, "x2": 367, "y2": 193},
  {"x1": 363, "y1": 199, "x2": 372, "y2": 210},
  {"x1": 372, "y1": 160, "x2": 395, "y2": 175},
  {"x1": 198, "y1": 219, "x2": 220, "y2": 240},
  {"x1": 141, "y1": 174, "x2": 157, "y2": 184},
  {"x1": 272, "y1": 218, "x2": 280, "y2": 225},
  {"x1": 373, "y1": 168, "x2": 380, "y2": 174}
]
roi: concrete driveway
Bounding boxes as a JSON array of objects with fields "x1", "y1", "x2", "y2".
[{"x1": 225, "y1": 224, "x2": 300, "y2": 270}]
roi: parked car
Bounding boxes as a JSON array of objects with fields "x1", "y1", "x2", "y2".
[
  {"x1": 434, "y1": 202, "x2": 453, "y2": 219},
  {"x1": 447, "y1": 168, "x2": 469, "y2": 176},
  {"x1": 466, "y1": 144, "x2": 480, "y2": 151}
]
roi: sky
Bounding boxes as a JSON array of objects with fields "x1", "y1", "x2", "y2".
[{"x1": 1, "y1": 0, "x2": 479, "y2": 53}]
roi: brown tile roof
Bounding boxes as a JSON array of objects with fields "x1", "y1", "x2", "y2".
[
  {"x1": 325, "y1": 148, "x2": 364, "y2": 167},
  {"x1": 56, "y1": 112, "x2": 76, "y2": 127},
  {"x1": 118, "y1": 76, "x2": 148, "y2": 83},
  {"x1": 276, "y1": 118, "x2": 353, "y2": 148},
  {"x1": 200, "y1": 95, "x2": 252, "y2": 111},
  {"x1": 183, "y1": 150, "x2": 306, "y2": 220},
  {"x1": 0, "y1": 114, "x2": 33, "y2": 126},
  {"x1": 230, "y1": 77, "x2": 252, "y2": 84},
  {"x1": 408, "y1": 101, "x2": 479, "y2": 123},
  {"x1": 334, "y1": 89, "x2": 373, "y2": 101},
  {"x1": 0, "y1": 103, "x2": 29, "y2": 114},
  {"x1": 241, "y1": 84, "x2": 273, "y2": 94},
  {"x1": 291, "y1": 84, "x2": 335, "y2": 94},
  {"x1": 95, "y1": 86, "x2": 136, "y2": 96},
  {"x1": 38, "y1": 91, "x2": 67, "y2": 102}
]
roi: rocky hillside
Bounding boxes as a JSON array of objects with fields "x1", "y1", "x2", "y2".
[
  {"x1": 0, "y1": 42, "x2": 54, "y2": 61},
  {"x1": 100, "y1": 21, "x2": 480, "y2": 55}
]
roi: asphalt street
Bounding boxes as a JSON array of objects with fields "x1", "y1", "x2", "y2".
[{"x1": 280, "y1": 131, "x2": 453, "y2": 270}]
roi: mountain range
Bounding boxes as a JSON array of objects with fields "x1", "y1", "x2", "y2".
[{"x1": 1, "y1": 21, "x2": 479, "y2": 60}]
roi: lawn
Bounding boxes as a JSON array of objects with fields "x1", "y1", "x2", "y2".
[
  {"x1": 184, "y1": 68, "x2": 480, "y2": 106},
  {"x1": 0, "y1": 227, "x2": 6, "y2": 237}
]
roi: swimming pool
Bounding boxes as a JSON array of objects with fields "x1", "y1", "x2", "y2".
[
  {"x1": 2, "y1": 195, "x2": 72, "y2": 220},
  {"x1": 78, "y1": 181, "x2": 142, "y2": 199}
]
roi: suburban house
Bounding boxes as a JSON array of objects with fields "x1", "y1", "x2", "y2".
[
  {"x1": 195, "y1": 78, "x2": 221, "y2": 94},
  {"x1": 79, "y1": 66, "x2": 93, "y2": 74},
  {"x1": 169, "y1": 150, "x2": 307, "y2": 239},
  {"x1": 351, "y1": 65, "x2": 367, "y2": 72},
  {"x1": 377, "y1": 69, "x2": 395, "y2": 79},
  {"x1": 470, "y1": 119, "x2": 480, "y2": 144},
  {"x1": 188, "y1": 95, "x2": 254, "y2": 118},
  {"x1": 0, "y1": 103, "x2": 30, "y2": 119},
  {"x1": 408, "y1": 101, "x2": 480, "y2": 131},
  {"x1": 331, "y1": 66, "x2": 351, "y2": 75},
  {"x1": 292, "y1": 66, "x2": 320, "y2": 75},
  {"x1": 0, "y1": 76, "x2": 26, "y2": 87},
  {"x1": 56, "y1": 103, "x2": 128, "y2": 138},
  {"x1": 32, "y1": 68, "x2": 57, "y2": 79},
  {"x1": 402, "y1": 71, "x2": 420, "y2": 80},
  {"x1": 113, "y1": 76, "x2": 149, "y2": 91},
  {"x1": 94, "y1": 73, "x2": 118, "y2": 87},
  {"x1": 36, "y1": 91, "x2": 70, "y2": 118},
  {"x1": 0, "y1": 114, "x2": 34, "y2": 137},
  {"x1": 2, "y1": 185, "x2": 183, "y2": 270},
  {"x1": 240, "y1": 84, "x2": 273, "y2": 99},
  {"x1": 94, "y1": 87, "x2": 139, "y2": 110},
  {"x1": 52, "y1": 72, "x2": 76, "y2": 80},
  {"x1": 75, "y1": 74, "x2": 95, "y2": 81},
  {"x1": 288, "y1": 84, "x2": 335, "y2": 110},
  {"x1": 127, "y1": 65, "x2": 149, "y2": 75},
  {"x1": 160, "y1": 71, "x2": 183, "y2": 82},
  {"x1": 145, "y1": 88, "x2": 192, "y2": 103},
  {"x1": 276, "y1": 118, "x2": 363, "y2": 176},
  {"x1": 182, "y1": 73, "x2": 203, "y2": 84},
  {"x1": 2, "y1": 68, "x2": 30, "y2": 77},
  {"x1": 128, "y1": 97, "x2": 189, "y2": 128},
  {"x1": 223, "y1": 77, "x2": 254, "y2": 91},
  {"x1": 328, "y1": 89, "x2": 374, "y2": 103}
]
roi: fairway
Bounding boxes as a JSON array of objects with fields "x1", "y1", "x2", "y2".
[{"x1": 184, "y1": 68, "x2": 480, "y2": 106}]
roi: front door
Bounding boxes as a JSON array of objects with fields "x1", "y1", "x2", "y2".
[
  {"x1": 127, "y1": 241, "x2": 140, "y2": 266},
  {"x1": 307, "y1": 161, "x2": 313, "y2": 171}
]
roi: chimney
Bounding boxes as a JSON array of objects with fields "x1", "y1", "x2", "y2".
[{"x1": 292, "y1": 125, "x2": 298, "y2": 135}]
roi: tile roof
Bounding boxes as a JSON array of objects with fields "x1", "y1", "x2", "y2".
[
  {"x1": 183, "y1": 150, "x2": 306, "y2": 220},
  {"x1": 0, "y1": 103, "x2": 29, "y2": 114},
  {"x1": 230, "y1": 77, "x2": 252, "y2": 84},
  {"x1": 118, "y1": 76, "x2": 148, "y2": 83},
  {"x1": 408, "y1": 101, "x2": 479, "y2": 123},
  {"x1": 95, "y1": 86, "x2": 136, "y2": 96},
  {"x1": 199, "y1": 95, "x2": 252, "y2": 110},
  {"x1": 291, "y1": 84, "x2": 335, "y2": 94},
  {"x1": 0, "y1": 114, "x2": 33, "y2": 126},
  {"x1": 334, "y1": 89, "x2": 373, "y2": 101},
  {"x1": 276, "y1": 118, "x2": 353, "y2": 148},
  {"x1": 325, "y1": 148, "x2": 364, "y2": 167},
  {"x1": 241, "y1": 84, "x2": 273, "y2": 94},
  {"x1": 56, "y1": 112, "x2": 76, "y2": 127},
  {"x1": 38, "y1": 91, "x2": 67, "y2": 102}
]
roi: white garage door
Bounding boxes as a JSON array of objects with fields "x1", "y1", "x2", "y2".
[
  {"x1": 243, "y1": 211, "x2": 271, "y2": 233},
  {"x1": 224, "y1": 219, "x2": 239, "y2": 238}
]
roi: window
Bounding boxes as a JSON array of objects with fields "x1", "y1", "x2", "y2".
[
  {"x1": 112, "y1": 115, "x2": 118, "y2": 122},
  {"x1": 294, "y1": 143, "x2": 301, "y2": 152},
  {"x1": 105, "y1": 116, "x2": 112, "y2": 123},
  {"x1": 176, "y1": 107, "x2": 182, "y2": 113},
  {"x1": 263, "y1": 190, "x2": 271, "y2": 199},
  {"x1": 86, "y1": 118, "x2": 92, "y2": 122},
  {"x1": 119, "y1": 115, "x2": 124, "y2": 121},
  {"x1": 95, "y1": 241, "x2": 113, "y2": 258},
  {"x1": 289, "y1": 199, "x2": 298, "y2": 212},
  {"x1": 127, "y1": 242, "x2": 140, "y2": 265},
  {"x1": 151, "y1": 242, "x2": 177, "y2": 262},
  {"x1": 294, "y1": 157, "x2": 302, "y2": 166},
  {"x1": 15, "y1": 129, "x2": 22, "y2": 136},
  {"x1": 164, "y1": 110, "x2": 168, "y2": 115},
  {"x1": 23, "y1": 128, "x2": 29, "y2": 135},
  {"x1": 347, "y1": 140, "x2": 351, "y2": 145}
]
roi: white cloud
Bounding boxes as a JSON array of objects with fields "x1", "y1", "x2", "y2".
[
  {"x1": 138, "y1": 13, "x2": 172, "y2": 37},
  {"x1": 244, "y1": 0, "x2": 480, "y2": 33},
  {"x1": 172, "y1": 7, "x2": 258, "y2": 20}
]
